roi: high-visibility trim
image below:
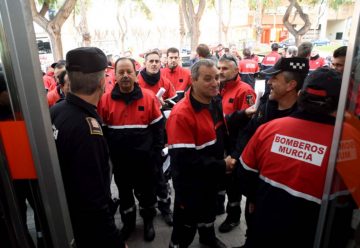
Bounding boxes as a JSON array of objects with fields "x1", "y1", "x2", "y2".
[
  {"x1": 168, "y1": 139, "x2": 217, "y2": 150},
  {"x1": 239, "y1": 156, "x2": 259, "y2": 173},
  {"x1": 260, "y1": 175, "x2": 321, "y2": 204},
  {"x1": 108, "y1": 124, "x2": 148, "y2": 129},
  {"x1": 239, "y1": 72, "x2": 256, "y2": 74},
  {"x1": 168, "y1": 143, "x2": 196, "y2": 149},
  {"x1": 329, "y1": 190, "x2": 351, "y2": 201},
  {"x1": 150, "y1": 115, "x2": 163, "y2": 125},
  {"x1": 195, "y1": 139, "x2": 216, "y2": 150},
  {"x1": 217, "y1": 190, "x2": 226, "y2": 196},
  {"x1": 198, "y1": 222, "x2": 214, "y2": 228},
  {"x1": 157, "y1": 196, "x2": 170, "y2": 202},
  {"x1": 123, "y1": 205, "x2": 136, "y2": 214},
  {"x1": 169, "y1": 94, "x2": 178, "y2": 100},
  {"x1": 169, "y1": 241, "x2": 180, "y2": 248},
  {"x1": 228, "y1": 201, "x2": 241, "y2": 207},
  {"x1": 261, "y1": 63, "x2": 277, "y2": 67},
  {"x1": 176, "y1": 90, "x2": 185, "y2": 93}
]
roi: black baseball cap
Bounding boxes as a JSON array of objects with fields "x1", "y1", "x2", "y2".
[
  {"x1": 51, "y1": 59, "x2": 66, "y2": 69},
  {"x1": 66, "y1": 47, "x2": 107, "y2": 73},
  {"x1": 260, "y1": 57, "x2": 309, "y2": 76},
  {"x1": 302, "y1": 67, "x2": 342, "y2": 98},
  {"x1": 271, "y1": 43, "x2": 279, "y2": 50}
]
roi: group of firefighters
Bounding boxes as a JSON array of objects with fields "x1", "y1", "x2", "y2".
[{"x1": 45, "y1": 40, "x2": 356, "y2": 248}]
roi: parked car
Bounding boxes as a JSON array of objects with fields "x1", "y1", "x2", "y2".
[
  {"x1": 311, "y1": 38, "x2": 330, "y2": 46},
  {"x1": 278, "y1": 38, "x2": 295, "y2": 48}
]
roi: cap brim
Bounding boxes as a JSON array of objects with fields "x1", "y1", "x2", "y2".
[{"x1": 260, "y1": 67, "x2": 282, "y2": 76}]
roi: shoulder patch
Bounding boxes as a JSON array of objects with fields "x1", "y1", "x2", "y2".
[
  {"x1": 85, "y1": 117, "x2": 103, "y2": 135},
  {"x1": 246, "y1": 94, "x2": 254, "y2": 105}
]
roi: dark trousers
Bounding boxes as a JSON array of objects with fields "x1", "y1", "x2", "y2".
[
  {"x1": 170, "y1": 189, "x2": 217, "y2": 247},
  {"x1": 156, "y1": 166, "x2": 171, "y2": 214},
  {"x1": 224, "y1": 171, "x2": 242, "y2": 221},
  {"x1": 13, "y1": 180, "x2": 48, "y2": 248},
  {"x1": 112, "y1": 155, "x2": 157, "y2": 221}
]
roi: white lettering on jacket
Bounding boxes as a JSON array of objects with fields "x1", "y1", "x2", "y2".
[{"x1": 271, "y1": 134, "x2": 327, "y2": 166}]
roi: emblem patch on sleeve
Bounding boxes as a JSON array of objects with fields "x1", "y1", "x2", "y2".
[
  {"x1": 246, "y1": 94, "x2": 254, "y2": 105},
  {"x1": 86, "y1": 117, "x2": 103, "y2": 135}
]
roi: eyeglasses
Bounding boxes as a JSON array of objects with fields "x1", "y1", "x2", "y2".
[{"x1": 221, "y1": 54, "x2": 238, "y2": 66}]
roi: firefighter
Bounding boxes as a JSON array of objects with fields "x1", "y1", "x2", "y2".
[
  {"x1": 138, "y1": 50, "x2": 177, "y2": 103},
  {"x1": 98, "y1": 57, "x2": 164, "y2": 242},
  {"x1": 161, "y1": 47, "x2": 192, "y2": 100},
  {"x1": 238, "y1": 48, "x2": 260, "y2": 89},
  {"x1": 167, "y1": 59, "x2": 236, "y2": 248},
  {"x1": 309, "y1": 49, "x2": 326, "y2": 72},
  {"x1": 50, "y1": 47, "x2": 126, "y2": 248},
  {"x1": 47, "y1": 70, "x2": 70, "y2": 107},
  {"x1": 239, "y1": 67, "x2": 342, "y2": 247},
  {"x1": 217, "y1": 54, "x2": 256, "y2": 233},
  {"x1": 232, "y1": 57, "x2": 309, "y2": 247},
  {"x1": 261, "y1": 43, "x2": 282, "y2": 93}
]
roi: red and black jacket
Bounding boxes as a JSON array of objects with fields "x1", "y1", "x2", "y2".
[
  {"x1": 309, "y1": 55, "x2": 326, "y2": 72},
  {"x1": 138, "y1": 71, "x2": 177, "y2": 101},
  {"x1": 261, "y1": 51, "x2": 281, "y2": 68},
  {"x1": 238, "y1": 58, "x2": 259, "y2": 88},
  {"x1": 161, "y1": 66, "x2": 192, "y2": 99},
  {"x1": 98, "y1": 83, "x2": 164, "y2": 164},
  {"x1": 239, "y1": 111, "x2": 335, "y2": 247},
  {"x1": 221, "y1": 75, "x2": 256, "y2": 116},
  {"x1": 166, "y1": 90, "x2": 228, "y2": 206}
]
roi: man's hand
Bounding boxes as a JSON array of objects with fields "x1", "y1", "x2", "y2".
[
  {"x1": 224, "y1": 155, "x2": 236, "y2": 173},
  {"x1": 245, "y1": 105, "x2": 257, "y2": 117}
]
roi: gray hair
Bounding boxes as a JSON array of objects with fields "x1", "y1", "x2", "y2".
[
  {"x1": 287, "y1": 46, "x2": 298, "y2": 57},
  {"x1": 297, "y1": 42, "x2": 313, "y2": 58},
  {"x1": 191, "y1": 59, "x2": 216, "y2": 80},
  {"x1": 67, "y1": 70, "x2": 105, "y2": 95}
]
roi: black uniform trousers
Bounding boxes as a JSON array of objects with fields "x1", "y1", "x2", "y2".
[
  {"x1": 170, "y1": 186, "x2": 217, "y2": 247},
  {"x1": 111, "y1": 152, "x2": 157, "y2": 221}
]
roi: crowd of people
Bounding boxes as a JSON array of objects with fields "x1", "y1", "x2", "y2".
[{"x1": 39, "y1": 40, "x2": 358, "y2": 248}]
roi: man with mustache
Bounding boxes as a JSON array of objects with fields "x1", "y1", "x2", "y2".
[
  {"x1": 98, "y1": 57, "x2": 164, "y2": 242},
  {"x1": 217, "y1": 54, "x2": 256, "y2": 234}
]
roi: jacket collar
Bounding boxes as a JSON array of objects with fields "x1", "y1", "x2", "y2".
[
  {"x1": 111, "y1": 83, "x2": 143, "y2": 104},
  {"x1": 66, "y1": 92, "x2": 99, "y2": 119}
]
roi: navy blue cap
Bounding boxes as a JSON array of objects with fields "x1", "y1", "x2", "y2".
[
  {"x1": 260, "y1": 57, "x2": 309, "y2": 76},
  {"x1": 302, "y1": 67, "x2": 342, "y2": 98},
  {"x1": 66, "y1": 47, "x2": 107, "y2": 73}
]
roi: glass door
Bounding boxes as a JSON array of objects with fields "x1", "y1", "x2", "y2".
[{"x1": 315, "y1": 1, "x2": 360, "y2": 247}]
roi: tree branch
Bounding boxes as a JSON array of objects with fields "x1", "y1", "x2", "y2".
[
  {"x1": 52, "y1": 0, "x2": 77, "y2": 27},
  {"x1": 181, "y1": 0, "x2": 191, "y2": 30},
  {"x1": 39, "y1": 2, "x2": 49, "y2": 17}
]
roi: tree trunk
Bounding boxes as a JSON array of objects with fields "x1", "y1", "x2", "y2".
[
  {"x1": 254, "y1": 0, "x2": 263, "y2": 44},
  {"x1": 283, "y1": 0, "x2": 311, "y2": 46},
  {"x1": 78, "y1": 0, "x2": 91, "y2": 47},
  {"x1": 30, "y1": 0, "x2": 77, "y2": 60},
  {"x1": 181, "y1": 0, "x2": 206, "y2": 52},
  {"x1": 179, "y1": 1, "x2": 186, "y2": 49},
  {"x1": 47, "y1": 23, "x2": 63, "y2": 61}
]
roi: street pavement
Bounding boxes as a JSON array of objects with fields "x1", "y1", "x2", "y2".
[{"x1": 27, "y1": 179, "x2": 247, "y2": 248}]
